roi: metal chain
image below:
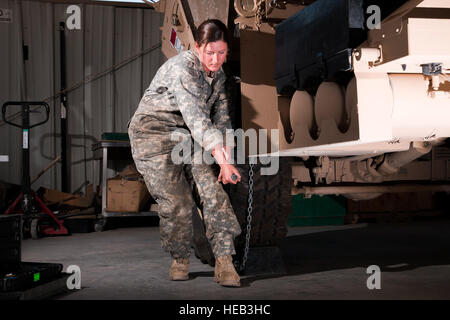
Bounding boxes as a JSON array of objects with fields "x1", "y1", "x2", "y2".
[{"x1": 238, "y1": 162, "x2": 254, "y2": 272}]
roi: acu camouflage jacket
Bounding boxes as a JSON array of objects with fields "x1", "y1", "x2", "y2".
[{"x1": 131, "y1": 49, "x2": 234, "y2": 152}]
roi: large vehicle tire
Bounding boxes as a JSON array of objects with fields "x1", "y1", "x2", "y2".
[
  {"x1": 191, "y1": 157, "x2": 293, "y2": 267},
  {"x1": 230, "y1": 158, "x2": 293, "y2": 263}
]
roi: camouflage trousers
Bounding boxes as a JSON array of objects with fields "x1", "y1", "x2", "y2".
[{"x1": 129, "y1": 120, "x2": 241, "y2": 259}]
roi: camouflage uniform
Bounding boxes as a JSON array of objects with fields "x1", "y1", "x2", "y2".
[{"x1": 128, "y1": 50, "x2": 241, "y2": 259}]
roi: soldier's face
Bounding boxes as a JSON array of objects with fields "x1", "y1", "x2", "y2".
[{"x1": 195, "y1": 40, "x2": 228, "y2": 73}]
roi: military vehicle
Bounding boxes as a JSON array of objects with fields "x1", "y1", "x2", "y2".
[{"x1": 143, "y1": 0, "x2": 450, "y2": 269}]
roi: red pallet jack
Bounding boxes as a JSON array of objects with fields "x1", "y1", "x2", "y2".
[{"x1": 2, "y1": 102, "x2": 69, "y2": 239}]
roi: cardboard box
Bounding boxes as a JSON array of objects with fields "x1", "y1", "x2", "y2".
[
  {"x1": 39, "y1": 186, "x2": 93, "y2": 209},
  {"x1": 106, "y1": 178, "x2": 150, "y2": 212}
]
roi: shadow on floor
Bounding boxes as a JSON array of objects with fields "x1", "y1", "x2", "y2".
[
  {"x1": 105, "y1": 216, "x2": 160, "y2": 229},
  {"x1": 241, "y1": 217, "x2": 450, "y2": 287},
  {"x1": 189, "y1": 271, "x2": 214, "y2": 280}
]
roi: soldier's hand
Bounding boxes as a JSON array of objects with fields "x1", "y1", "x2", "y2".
[{"x1": 218, "y1": 164, "x2": 241, "y2": 185}]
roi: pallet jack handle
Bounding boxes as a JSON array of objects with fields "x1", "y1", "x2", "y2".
[{"x1": 2, "y1": 101, "x2": 50, "y2": 129}]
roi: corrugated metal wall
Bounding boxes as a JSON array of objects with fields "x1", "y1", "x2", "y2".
[{"x1": 0, "y1": 0, "x2": 164, "y2": 194}]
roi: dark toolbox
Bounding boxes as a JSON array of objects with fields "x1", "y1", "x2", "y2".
[
  {"x1": 0, "y1": 214, "x2": 64, "y2": 294},
  {"x1": 1, "y1": 262, "x2": 63, "y2": 292},
  {"x1": 0, "y1": 214, "x2": 21, "y2": 269}
]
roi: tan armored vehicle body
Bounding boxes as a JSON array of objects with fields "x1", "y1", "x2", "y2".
[{"x1": 150, "y1": 0, "x2": 449, "y2": 189}]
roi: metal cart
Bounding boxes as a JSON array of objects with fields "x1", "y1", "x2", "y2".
[{"x1": 91, "y1": 140, "x2": 158, "y2": 231}]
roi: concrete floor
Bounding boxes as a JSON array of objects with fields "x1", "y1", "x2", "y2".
[{"x1": 20, "y1": 217, "x2": 450, "y2": 300}]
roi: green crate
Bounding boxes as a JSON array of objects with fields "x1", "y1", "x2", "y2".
[
  {"x1": 101, "y1": 132, "x2": 129, "y2": 141},
  {"x1": 288, "y1": 194, "x2": 346, "y2": 227}
]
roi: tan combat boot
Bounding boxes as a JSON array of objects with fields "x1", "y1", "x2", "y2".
[
  {"x1": 214, "y1": 255, "x2": 241, "y2": 287},
  {"x1": 169, "y1": 257, "x2": 189, "y2": 281}
]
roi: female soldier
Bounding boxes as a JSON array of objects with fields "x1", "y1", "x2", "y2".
[{"x1": 128, "y1": 19, "x2": 242, "y2": 287}]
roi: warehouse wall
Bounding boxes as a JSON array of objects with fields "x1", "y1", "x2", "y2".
[{"x1": 0, "y1": 0, "x2": 164, "y2": 194}]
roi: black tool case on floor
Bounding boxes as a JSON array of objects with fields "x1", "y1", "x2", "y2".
[
  {"x1": 0, "y1": 214, "x2": 65, "y2": 295},
  {"x1": 0, "y1": 214, "x2": 21, "y2": 270},
  {"x1": 0, "y1": 262, "x2": 64, "y2": 292}
]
